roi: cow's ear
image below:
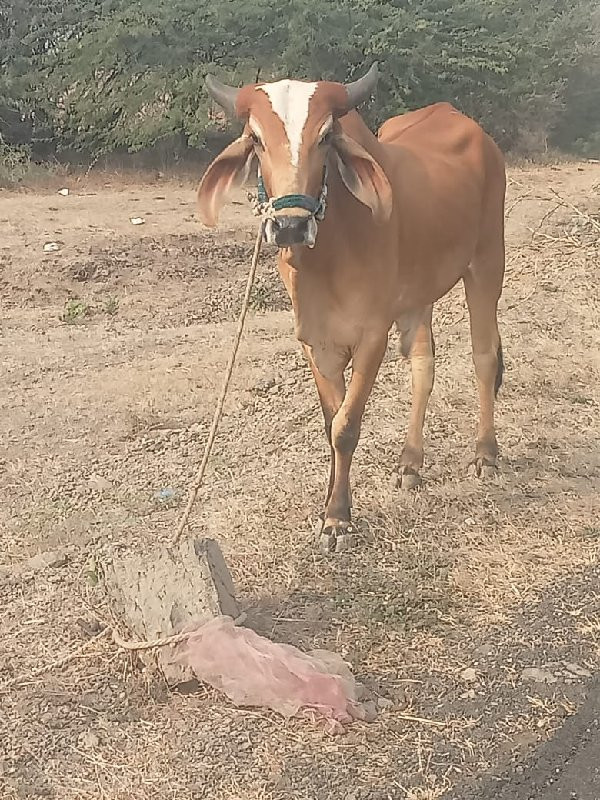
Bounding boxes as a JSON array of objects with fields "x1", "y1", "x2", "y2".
[
  {"x1": 332, "y1": 133, "x2": 392, "y2": 224},
  {"x1": 197, "y1": 135, "x2": 255, "y2": 226}
]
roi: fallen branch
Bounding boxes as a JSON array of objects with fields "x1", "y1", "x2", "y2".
[{"x1": 548, "y1": 187, "x2": 600, "y2": 233}]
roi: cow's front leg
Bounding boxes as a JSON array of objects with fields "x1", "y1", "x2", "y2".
[
  {"x1": 303, "y1": 345, "x2": 347, "y2": 511},
  {"x1": 316, "y1": 334, "x2": 388, "y2": 553}
]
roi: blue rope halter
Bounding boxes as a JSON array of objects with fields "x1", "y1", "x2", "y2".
[{"x1": 254, "y1": 164, "x2": 328, "y2": 221}]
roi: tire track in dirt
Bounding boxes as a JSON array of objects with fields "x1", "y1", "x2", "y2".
[{"x1": 449, "y1": 679, "x2": 600, "y2": 800}]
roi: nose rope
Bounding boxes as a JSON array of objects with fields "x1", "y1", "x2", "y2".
[{"x1": 248, "y1": 165, "x2": 328, "y2": 222}]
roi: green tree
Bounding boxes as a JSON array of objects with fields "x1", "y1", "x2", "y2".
[
  {"x1": 0, "y1": 1, "x2": 116, "y2": 144},
  {"x1": 1, "y1": 0, "x2": 598, "y2": 158}
]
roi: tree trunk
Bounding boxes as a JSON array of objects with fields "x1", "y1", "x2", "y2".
[{"x1": 102, "y1": 538, "x2": 239, "y2": 687}]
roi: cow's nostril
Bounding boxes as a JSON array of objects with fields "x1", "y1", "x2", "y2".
[
  {"x1": 273, "y1": 215, "x2": 311, "y2": 245},
  {"x1": 273, "y1": 215, "x2": 309, "y2": 231}
]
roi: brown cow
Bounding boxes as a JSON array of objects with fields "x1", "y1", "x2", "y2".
[{"x1": 198, "y1": 64, "x2": 505, "y2": 553}]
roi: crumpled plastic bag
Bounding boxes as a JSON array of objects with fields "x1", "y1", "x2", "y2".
[{"x1": 175, "y1": 616, "x2": 375, "y2": 728}]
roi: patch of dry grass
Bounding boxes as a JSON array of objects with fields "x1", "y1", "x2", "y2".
[{"x1": 1, "y1": 165, "x2": 599, "y2": 799}]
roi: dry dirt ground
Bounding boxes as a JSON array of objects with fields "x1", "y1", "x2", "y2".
[{"x1": 1, "y1": 161, "x2": 599, "y2": 800}]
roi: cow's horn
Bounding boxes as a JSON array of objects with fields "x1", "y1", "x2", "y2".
[
  {"x1": 205, "y1": 74, "x2": 240, "y2": 117},
  {"x1": 344, "y1": 63, "x2": 379, "y2": 110}
]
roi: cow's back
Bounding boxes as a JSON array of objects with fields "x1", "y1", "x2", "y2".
[
  {"x1": 378, "y1": 103, "x2": 455, "y2": 142},
  {"x1": 378, "y1": 102, "x2": 483, "y2": 155},
  {"x1": 373, "y1": 103, "x2": 505, "y2": 307},
  {"x1": 377, "y1": 102, "x2": 503, "y2": 190}
]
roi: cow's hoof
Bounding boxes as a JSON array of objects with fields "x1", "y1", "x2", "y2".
[
  {"x1": 395, "y1": 466, "x2": 422, "y2": 490},
  {"x1": 469, "y1": 457, "x2": 498, "y2": 480},
  {"x1": 319, "y1": 521, "x2": 355, "y2": 554}
]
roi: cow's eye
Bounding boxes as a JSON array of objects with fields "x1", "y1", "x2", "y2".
[
  {"x1": 319, "y1": 130, "x2": 333, "y2": 146},
  {"x1": 250, "y1": 131, "x2": 263, "y2": 148}
]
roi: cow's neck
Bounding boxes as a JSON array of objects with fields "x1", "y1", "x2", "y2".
[
  {"x1": 284, "y1": 119, "x2": 387, "y2": 272},
  {"x1": 281, "y1": 122, "x2": 389, "y2": 349}
]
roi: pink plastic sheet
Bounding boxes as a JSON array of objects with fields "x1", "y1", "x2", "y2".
[{"x1": 176, "y1": 616, "x2": 375, "y2": 728}]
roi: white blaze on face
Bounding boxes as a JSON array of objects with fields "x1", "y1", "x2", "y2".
[{"x1": 258, "y1": 80, "x2": 318, "y2": 167}]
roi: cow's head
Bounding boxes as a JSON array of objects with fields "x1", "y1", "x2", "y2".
[{"x1": 197, "y1": 64, "x2": 391, "y2": 248}]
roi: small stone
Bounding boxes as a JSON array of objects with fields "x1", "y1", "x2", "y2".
[
  {"x1": 43, "y1": 242, "x2": 60, "y2": 253},
  {"x1": 76, "y1": 618, "x2": 103, "y2": 637},
  {"x1": 360, "y1": 700, "x2": 378, "y2": 722},
  {"x1": 521, "y1": 667, "x2": 557, "y2": 684},
  {"x1": 79, "y1": 731, "x2": 100, "y2": 749},
  {"x1": 154, "y1": 487, "x2": 177, "y2": 501},
  {"x1": 87, "y1": 474, "x2": 112, "y2": 491},
  {"x1": 376, "y1": 696, "x2": 394, "y2": 710},
  {"x1": 57, "y1": 188, "x2": 70, "y2": 196},
  {"x1": 461, "y1": 667, "x2": 478, "y2": 682}
]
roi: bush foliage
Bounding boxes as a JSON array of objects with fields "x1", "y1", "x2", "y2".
[{"x1": 1, "y1": 0, "x2": 599, "y2": 159}]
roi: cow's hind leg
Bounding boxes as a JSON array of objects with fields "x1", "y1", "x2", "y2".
[
  {"x1": 396, "y1": 305, "x2": 435, "y2": 488},
  {"x1": 463, "y1": 259, "x2": 504, "y2": 478}
]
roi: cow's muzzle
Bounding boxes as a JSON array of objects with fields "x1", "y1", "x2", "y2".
[{"x1": 266, "y1": 215, "x2": 318, "y2": 248}]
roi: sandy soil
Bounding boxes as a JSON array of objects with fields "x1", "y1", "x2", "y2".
[{"x1": 1, "y1": 160, "x2": 599, "y2": 800}]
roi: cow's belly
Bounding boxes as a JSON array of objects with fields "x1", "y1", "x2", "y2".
[{"x1": 393, "y1": 258, "x2": 470, "y2": 313}]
